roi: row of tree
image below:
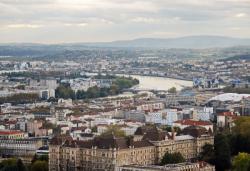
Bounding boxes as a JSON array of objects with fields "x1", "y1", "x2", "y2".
[
  {"x1": 199, "y1": 134, "x2": 231, "y2": 171},
  {"x1": 55, "y1": 76, "x2": 139, "y2": 99},
  {"x1": 199, "y1": 117, "x2": 250, "y2": 171},
  {"x1": 0, "y1": 93, "x2": 39, "y2": 105},
  {"x1": 223, "y1": 86, "x2": 250, "y2": 94},
  {"x1": 0, "y1": 155, "x2": 48, "y2": 171}
]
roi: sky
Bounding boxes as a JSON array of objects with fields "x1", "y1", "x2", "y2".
[{"x1": 0, "y1": 0, "x2": 250, "y2": 43}]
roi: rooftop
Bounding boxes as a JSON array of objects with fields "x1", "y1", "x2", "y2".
[
  {"x1": 174, "y1": 119, "x2": 212, "y2": 126},
  {"x1": 0, "y1": 130, "x2": 23, "y2": 135}
]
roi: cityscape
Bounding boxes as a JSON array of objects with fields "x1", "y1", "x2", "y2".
[{"x1": 0, "y1": 0, "x2": 250, "y2": 171}]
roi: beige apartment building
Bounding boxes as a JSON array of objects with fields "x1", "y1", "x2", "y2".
[{"x1": 49, "y1": 125, "x2": 213, "y2": 171}]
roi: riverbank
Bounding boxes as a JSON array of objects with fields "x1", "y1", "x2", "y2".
[
  {"x1": 117, "y1": 74, "x2": 193, "y2": 91},
  {"x1": 84, "y1": 72, "x2": 193, "y2": 91},
  {"x1": 85, "y1": 71, "x2": 192, "y2": 81},
  {"x1": 117, "y1": 73, "x2": 192, "y2": 81}
]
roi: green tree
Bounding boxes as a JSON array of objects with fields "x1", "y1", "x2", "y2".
[
  {"x1": 109, "y1": 84, "x2": 119, "y2": 95},
  {"x1": 230, "y1": 117, "x2": 250, "y2": 154},
  {"x1": 31, "y1": 160, "x2": 48, "y2": 171},
  {"x1": 86, "y1": 86, "x2": 100, "y2": 98},
  {"x1": 0, "y1": 93, "x2": 39, "y2": 105},
  {"x1": 214, "y1": 133, "x2": 231, "y2": 171},
  {"x1": 168, "y1": 87, "x2": 177, "y2": 94},
  {"x1": 232, "y1": 152, "x2": 250, "y2": 171},
  {"x1": 0, "y1": 158, "x2": 26, "y2": 171},
  {"x1": 0, "y1": 158, "x2": 17, "y2": 171},
  {"x1": 76, "y1": 90, "x2": 86, "y2": 99},
  {"x1": 55, "y1": 84, "x2": 75, "y2": 99},
  {"x1": 91, "y1": 126, "x2": 97, "y2": 133},
  {"x1": 199, "y1": 144, "x2": 215, "y2": 164},
  {"x1": 100, "y1": 125, "x2": 125, "y2": 137},
  {"x1": 16, "y1": 159, "x2": 26, "y2": 171},
  {"x1": 160, "y1": 152, "x2": 185, "y2": 165},
  {"x1": 233, "y1": 117, "x2": 250, "y2": 137},
  {"x1": 113, "y1": 77, "x2": 139, "y2": 90},
  {"x1": 99, "y1": 87, "x2": 110, "y2": 97},
  {"x1": 223, "y1": 86, "x2": 250, "y2": 94},
  {"x1": 32, "y1": 154, "x2": 48, "y2": 164},
  {"x1": 161, "y1": 126, "x2": 181, "y2": 135}
]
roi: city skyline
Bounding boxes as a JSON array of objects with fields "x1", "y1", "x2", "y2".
[{"x1": 0, "y1": 0, "x2": 250, "y2": 43}]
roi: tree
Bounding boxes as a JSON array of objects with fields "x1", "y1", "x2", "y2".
[
  {"x1": 17, "y1": 159, "x2": 26, "y2": 171},
  {"x1": 230, "y1": 117, "x2": 250, "y2": 154},
  {"x1": 214, "y1": 133, "x2": 231, "y2": 171},
  {"x1": 233, "y1": 117, "x2": 250, "y2": 137},
  {"x1": 161, "y1": 126, "x2": 181, "y2": 135},
  {"x1": 233, "y1": 152, "x2": 250, "y2": 171},
  {"x1": 100, "y1": 125, "x2": 125, "y2": 137},
  {"x1": 0, "y1": 93, "x2": 39, "y2": 105},
  {"x1": 32, "y1": 154, "x2": 48, "y2": 164},
  {"x1": 99, "y1": 88, "x2": 109, "y2": 97},
  {"x1": 0, "y1": 158, "x2": 26, "y2": 171},
  {"x1": 76, "y1": 90, "x2": 86, "y2": 99},
  {"x1": 109, "y1": 84, "x2": 119, "y2": 95},
  {"x1": 160, "y1": 152, "x2": 185, "y2": 165},
  {"x1": 55, "y1": 84, "x2": 75, "y2": 99},
  {"x1": 16, "y1": 85, "x2": 25, "y2": 90},
  {"x1": 199, "y1": 144, "x2": 215, "y2": 164},
  {"x1": 31, "y1": 160, "x2": 48, "y2": 171},
  {"x1": 168, "y1": 87, "x2": 177, "y2": 94},
  {"x1": 86, "y1": 86, "x2": 100, "y2": 98},
  {"x1": 91, "y1": 126, "x2": 97, "y2": 133},
  {"x1": 0, "y1": 158, "x2": 17, "y2": 171}
]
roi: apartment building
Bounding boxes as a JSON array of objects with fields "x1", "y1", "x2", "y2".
[
  {"x1": 0, "y1": 138, "x2": 43, "y2": 163},
  {"x1": 49, "y1": 125, "x2": 213, "y2": 171}
]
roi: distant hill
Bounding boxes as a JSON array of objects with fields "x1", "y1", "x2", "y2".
[
  {"x1": 78, "y1": 36, "x2": 250, "y2": 49},
  {"x1": 222, "y1": 54, "x2": 250, "y2": 61},
  {"x1": 1, "y1": 35, "x2": 250, "y2": 59},
  {"x1": 1, "y1": 36, "x2": 250, "y2": 50}
]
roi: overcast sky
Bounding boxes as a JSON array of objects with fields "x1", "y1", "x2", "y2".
[{"x1": 0, "y1": 0, "x2": 249, "y2": 43}]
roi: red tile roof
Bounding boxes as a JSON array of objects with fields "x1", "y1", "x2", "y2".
[
  {"x1": 0, "y1": 130, "x2": 23, "y2": 135},
  {"x1": 5, "y1": 120, "x2": 17, "y2": 124},
  {"x1": 218, "y1": 111, "x2": 235, "y2": 116},
  {"x1": 174, "y1": 119, "x2": 212, "y2": 126}
]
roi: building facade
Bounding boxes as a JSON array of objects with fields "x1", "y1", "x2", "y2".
[
  {"x1": 0, "y1": 138, "x2": 43, "y2": 163},
  {"x1": 49, "y1": 126, "x2": 214, "y2": 171}
]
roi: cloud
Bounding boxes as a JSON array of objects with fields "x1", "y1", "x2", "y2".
[
  {"x1": 235, "y1": 13, "x2": 247, "y2": 18},
  {"x1": 131, "y1": 17, "x2": 160, "y2": 23},
  {"x1": 6, "y1": 24, "x2": 43, "y2": 28},
  {"x1": 0, "y1": 0, "x2": 249, "y2": 43}
]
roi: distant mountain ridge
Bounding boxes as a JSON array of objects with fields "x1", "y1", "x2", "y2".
[
  {"x1": 1, "y1": 36, "x2": 250, "y2": 58},
  {"x1": 222, "y1": 54, "x2": 250, "y2": 61},
  {"x1": 79, "y1": 36, "x2": 250, "y2": 49}
]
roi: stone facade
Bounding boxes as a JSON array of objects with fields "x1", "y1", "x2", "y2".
[{"x1": 49, "y1": 126, "x2": 214, "y2": 171}]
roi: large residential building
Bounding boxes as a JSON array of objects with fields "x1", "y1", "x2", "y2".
[
  {"x1": 0, "y1": 138, "x2": 44, "y2": 163},
  {"x1": 49, "y1": 125, "x2": 214, "y2": 171},
  {"x1": 0, "y1": 130, "x2": 25, "y2": 139}
]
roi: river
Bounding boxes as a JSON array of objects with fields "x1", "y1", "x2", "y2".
[
  {"x1": 125, "y1": 75, "x2": 193, "y2": 91},
  {"x1": 86, "y1": 72, "x2": 193, "y2": 91}
]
